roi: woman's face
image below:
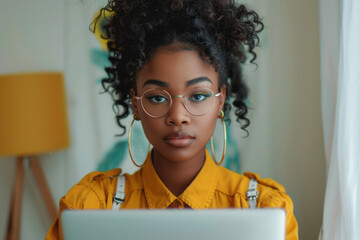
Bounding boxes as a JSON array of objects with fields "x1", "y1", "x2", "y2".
[{"x1": 132, "y1": 47, "x2": 226, "y2": 164}]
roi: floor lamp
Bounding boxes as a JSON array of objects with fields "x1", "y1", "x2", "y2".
[{"x1": 0, "y1": 72, "x2": 70, "y2": 240}]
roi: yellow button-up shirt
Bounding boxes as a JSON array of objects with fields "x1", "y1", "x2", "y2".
[{"x1": 46, "y1": 150, "x2": 298, "y2": 239}]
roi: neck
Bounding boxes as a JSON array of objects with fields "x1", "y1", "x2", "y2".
[{"x1": 152, "y1": 149, "x2": 205, "y2": 197}]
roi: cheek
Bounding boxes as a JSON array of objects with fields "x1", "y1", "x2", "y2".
[
  {"x1": 195, "y1": 112, "x2": 218, "y2": 141},
  {"x1": 139, "y1": 116, "x2": 162, "y2": 144}
]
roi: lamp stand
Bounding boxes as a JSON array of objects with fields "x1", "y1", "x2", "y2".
[{"x1": 5, "y1": 156, "x2": 57, "y2": 240}]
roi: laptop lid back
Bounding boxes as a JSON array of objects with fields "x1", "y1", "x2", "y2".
[{"x1": 61, "y1": 208, "x2": 286, "y2": 240}]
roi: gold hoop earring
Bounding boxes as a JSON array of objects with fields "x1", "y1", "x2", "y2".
[
  {"x1": 128, "y1": 117, "x2": 150, "y2": 167},
  {"x1": 210, "y1": 110, "x2": 227, "y2": 166}
]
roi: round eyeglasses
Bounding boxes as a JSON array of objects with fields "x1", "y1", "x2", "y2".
[{"x1": 135, "y1": 88, "x2": 221, "y2": 118}]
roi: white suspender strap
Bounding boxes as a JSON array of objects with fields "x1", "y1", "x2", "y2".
[
  {"x1": 246, "y1": 178, "x2": 259, "y2": 209},
  {"x1": 112, "y1": 175, "x2": 125, "y2": 210}
]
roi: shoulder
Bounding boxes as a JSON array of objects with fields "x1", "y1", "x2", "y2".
[
  {"x1": 242, "y1": 172, "x2": 299, "y2": 239},
  {"x1": 243, "y1": 172, "x2": 293, "y2": 208},
  {"x1": 216, "y1": 167, "x2": 293, "y2": 207},
  {"x1": 60, "y1": 169, "x2": 122, "y2": 209},
  {"x1": 77, "y1": 168, "x2": 123, "y2": 187}
]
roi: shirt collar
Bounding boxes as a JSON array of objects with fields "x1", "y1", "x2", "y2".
[{"x1": 142, "y1": 149, "x2": 219, "y2": 209}]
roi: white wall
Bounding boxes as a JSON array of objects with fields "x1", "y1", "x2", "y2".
[{"x1": 0, "y1": 0, "x2": 326, "y2": 239}]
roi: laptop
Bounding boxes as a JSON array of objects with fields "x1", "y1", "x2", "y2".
[{"x1": 61, "y1": 208, "x2": 286, "y2": 240}]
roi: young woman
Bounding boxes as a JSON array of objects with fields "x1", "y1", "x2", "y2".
[{"x1": 46, "y1": 0, "x2": 298, "y2": 239}]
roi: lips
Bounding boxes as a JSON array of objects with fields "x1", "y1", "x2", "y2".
[{"x1": 164, "y1": 131, "x2": 195, "y2": 147}]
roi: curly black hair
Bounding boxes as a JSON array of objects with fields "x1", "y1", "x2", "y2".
[{"x1": 91, "y1": 0, "x2": 264, "y2": 136}]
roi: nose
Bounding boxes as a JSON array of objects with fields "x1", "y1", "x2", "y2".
[{"x1": 165, "y1": 97, "x2": 190, "y2": 126}]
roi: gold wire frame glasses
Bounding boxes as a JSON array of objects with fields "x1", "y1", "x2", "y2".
[{"x1": 135, "y1": 88, "x2": 221, "y2": 118}]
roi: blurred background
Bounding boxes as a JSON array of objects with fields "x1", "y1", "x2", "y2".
[{"x1": 0, "y1": 0, "x2": 326, "y2": 239}]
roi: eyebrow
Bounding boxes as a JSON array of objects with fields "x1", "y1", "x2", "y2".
[
  {"x1": 142, "y1": 77, "x2": 213, "y2": 88},
  {"x1": 143, "y1": 79, "x2": 169, "y2": 88},
  {"x1": 186, "y1": 77, "x2": 213, "y2": 87}
]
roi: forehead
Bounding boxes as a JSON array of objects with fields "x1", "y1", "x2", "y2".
[{"x1": 135, "y1": 49, "x2": 219, "y2": 92}]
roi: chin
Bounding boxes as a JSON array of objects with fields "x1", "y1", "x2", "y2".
[{"x1": 154, "y1": 145, "x2": 206, "y2": 163}]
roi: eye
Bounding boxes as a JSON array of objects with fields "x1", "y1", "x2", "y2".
[
  {"x1": 147, "y1": 94, "x2": 168, "y2": 103},
  {"x1": 189, "y1": 92, "x2": 212, "y2": 102}
]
